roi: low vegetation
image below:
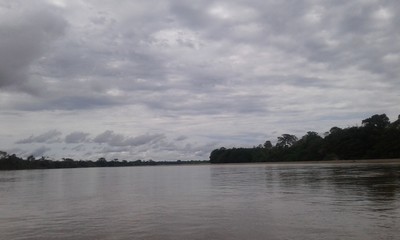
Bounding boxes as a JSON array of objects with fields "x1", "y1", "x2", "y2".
[{"x1": 0, "y1": 153, "x2": 207, "y2": 170}]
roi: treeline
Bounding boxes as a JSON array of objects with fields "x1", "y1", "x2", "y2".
[
  {"x1": 0, "y1": 153, "x2": 208, "y2": 170},
  {"x1": 210, "y1": 114, "x2": 400, "y2": 163}
]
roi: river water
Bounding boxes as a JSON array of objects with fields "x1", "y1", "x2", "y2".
[{"x1": 1, "y1": 162, "x2": 399, "y2": 240}]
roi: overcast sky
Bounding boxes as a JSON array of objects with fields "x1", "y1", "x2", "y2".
[{"x1": 1, "y1": 0, "x2": 399, "y2": 161}]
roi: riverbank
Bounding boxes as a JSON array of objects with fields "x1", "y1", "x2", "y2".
[
  {"x1": 278, "y1": 158, "x2": 400, "y2": 165},
  {"x1": 213, "y1": 158, "x2": 400, "y2": 166}
]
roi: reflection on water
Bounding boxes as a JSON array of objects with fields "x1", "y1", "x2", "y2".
[
  {"x1": 1, "y1": 163, "x2": 399, "y2": 240},
  {"x1": 264, "y1": 164, "x2": 400, "y2": 202}
]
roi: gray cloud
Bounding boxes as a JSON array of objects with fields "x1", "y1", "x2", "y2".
[
  {"x1": 125, "y1": 133, "x2": 166, "y2": 147},
  {"x1": 0, "y1": 1, "x2": 67, "y2": 90},
  {"x1": 93, "y1": 130, "x2": 166, "y2": 147},
  {"x1": 93, "y1": 130, "x2": 124, "y2": 145},
  {"x1": 16, "y1": 130, "x2": 62, "y2": 144},
  {"x1": 174, "y1": 135, "x2": 187, "y2": 141},
  {"x1": 2, "y1": 0, "x2": 399, "y2": 113},
  {"x1": 65, "y1": 132, "x2": 90, "y2": 144}
]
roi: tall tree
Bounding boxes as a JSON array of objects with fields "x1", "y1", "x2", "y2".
[
  {"x1": 264, "y1": 140, "x2": 273, "y2": 149},
  {"x1": 276, "y1": 134, "x2": 298, "y2": 148},
  {"x1": 362, "y1": 114, "x2": 390, "y2": 129}
]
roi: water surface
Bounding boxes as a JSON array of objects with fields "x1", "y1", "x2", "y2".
[{"x1": 1, "y1": 162, "x2": 399, "y2": 239}]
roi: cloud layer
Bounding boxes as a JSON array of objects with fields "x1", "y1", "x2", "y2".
[
  {"x1": 14, "y1": 129, "x2": 212, "y2": 159},
  {"x1": 1, "y1": 0, "x2": 399, "y2": 160}
]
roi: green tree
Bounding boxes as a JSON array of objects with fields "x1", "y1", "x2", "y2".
[
  {"x1": 295, "y1": 132, "x2": 324, "y2": 160},
  {"x1": 263, "y1": 140, "x2": 273, "y2": 149},
  {"x1": 276, "y1": 134, "x2": 298, "y2": 148},
  {"x1": 390, "y1": 115, "x2": 400, "y2": 129},
  {"x1": 96, "y1": 157, "x2": 108, "y2": 167},
  {"x1": 362, "y1": 114, "x2": 390, "y2": 129}
]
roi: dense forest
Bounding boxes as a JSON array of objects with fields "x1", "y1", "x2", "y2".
[
  {"x1": 0, "y1": 153, "x2": 207, "y2": 170},
  {"x1": 210, "y1": 114, "x2": 400, "y2": 163}
]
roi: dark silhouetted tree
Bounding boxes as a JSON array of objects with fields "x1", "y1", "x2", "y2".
[
  {"x1": 210, "y1": 113, "x2": 400, "y2": 163},
  {"x1": 276, "y1": 134, "x2": 298, "y2": 148},
  {"x1": 362, "y1": 114, "x2": 390, "y2": 129},
  {"x1": 264, "y1": 140, "x2": 273, "y2": 149}
]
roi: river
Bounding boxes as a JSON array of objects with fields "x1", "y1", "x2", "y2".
[{"x1": 1, "y1": 162, "x2": 399, "y2": 239}]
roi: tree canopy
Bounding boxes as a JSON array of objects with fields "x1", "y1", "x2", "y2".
[{"x1": 210, "y1": 113, "x2": 400, "y2": 163}]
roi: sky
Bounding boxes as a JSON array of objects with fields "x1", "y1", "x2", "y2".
[{"x1": 1, "y1": 0, "x2": 399, "y2": 161}]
